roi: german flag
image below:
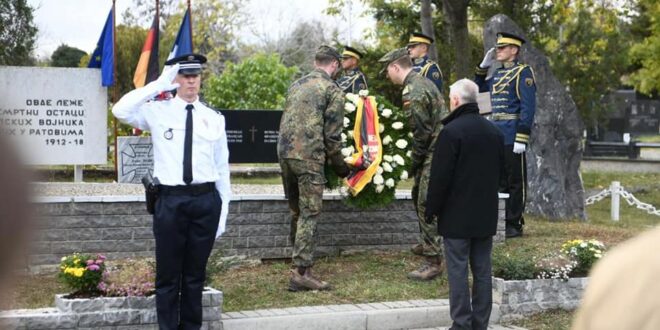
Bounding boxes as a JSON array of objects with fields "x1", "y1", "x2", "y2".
[{"x1": 133, "y1": 14, "x2": 160, "y2": 88}]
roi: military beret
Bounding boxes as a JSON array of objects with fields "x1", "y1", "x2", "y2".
[
  {"x1": 496, "y1": 32, "x2": 526, "y2": 48},
  {"x1": 407, "y1": 32, "x2": 434, "y2": 46},
  {"x1": 316, "y1": 45, "x2": 341, "y2": 61},
  {"x1": 342, "y1": 46, "x2": 364, "y2": 59},
  {"x1": 164, "y1": 53, "x2": 207, "y2": 75}
]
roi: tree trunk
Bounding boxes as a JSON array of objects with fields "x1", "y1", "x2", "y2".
[
  {"x1": 441, "y1": 0, "x2": 471, "y2": 78},
  {"x1": 420, "y1": 0, "x2": 438, "y2": 62}
]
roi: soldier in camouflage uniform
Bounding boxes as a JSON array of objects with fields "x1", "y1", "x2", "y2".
[
  {"x1": 278, "y1": 45, "x2": 351, "y2": 291},
  {"x1": 379, "y1": 48, "x2": 448, "y2": 281}
]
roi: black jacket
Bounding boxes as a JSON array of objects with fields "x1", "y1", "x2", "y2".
[{"x1": 425, "y1": 102, "x2": 505, "y2": 238}]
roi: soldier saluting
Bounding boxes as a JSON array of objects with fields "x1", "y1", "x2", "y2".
[
  {"x1": 336, "y1": 45, "x2": 368, "y2": 94},
  {"x1": 407, "y1": 32, "x2": 443, "y2": 92},
  {"x1": 474, "y1": 32, "x2": 537, "y2": 238}
]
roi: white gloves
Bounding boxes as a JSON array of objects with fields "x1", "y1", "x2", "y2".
[
  {"x1": 513, "y1": 142, "x2": 526, "y2": 154},
  {"x1": 479, "y1": 47, "x2": 496, "y2": 68},
  {"x1": 151, "y1": 63, "x2": 180, "y2": 93}
]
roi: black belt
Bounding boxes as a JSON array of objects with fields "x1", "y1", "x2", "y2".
[{"x1": 159, "y1": 182, "x2": 215, "y2": 196}]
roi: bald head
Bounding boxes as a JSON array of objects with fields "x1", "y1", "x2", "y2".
[{"x1": 449, "y1": 79, "x2": 479, "y2": 111}]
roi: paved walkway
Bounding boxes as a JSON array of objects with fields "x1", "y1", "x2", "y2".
[{"x1": 221, "y1": 298, "x2": 526, "y2": 330}]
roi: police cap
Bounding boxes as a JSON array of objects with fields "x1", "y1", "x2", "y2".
[
  {"x1": 342, "y1": 46, "x2": 364, "y2": 60},
  {"x1": 164, "y1": 53, "x2": 207, "y2": 75},
  {"x1": 496, "y1": 32, "x2": 526, "y2": 48},
  {"x1": 407, "y1": 32, "x2": 434, "y2": 46}
]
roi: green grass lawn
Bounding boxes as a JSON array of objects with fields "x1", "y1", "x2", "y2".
[{"x1": 4, "y1": 170, "x2": 659, "y2": 330}]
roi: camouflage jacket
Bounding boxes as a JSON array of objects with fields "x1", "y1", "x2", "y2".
[
  {"x1": 402, "y1": 70, "x2": 448, "y2": 175},
  {"x1": 278, "y1": 68, "x2": 345, "y2": 166}
]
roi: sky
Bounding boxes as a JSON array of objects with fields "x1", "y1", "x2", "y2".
[{"x1": 27, "y1": 0, "x2": 376, "y2": 59}]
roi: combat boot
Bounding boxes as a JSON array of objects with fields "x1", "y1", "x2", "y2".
[
  {"x1": 288, "y1": 267, "x2": 332, "y2": 291},
  {"x1": 407, "y1": 256, "x2": 443, "y2": 281},
  {"x1": 410, "y1": 243, "x2": 425, "y2": 256}
]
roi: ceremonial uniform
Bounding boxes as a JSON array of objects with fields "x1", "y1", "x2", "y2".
[
  {"x1": 412, "y1": 55, "x2": 443, "y2": 92},
  {"x1": 407, "y1": 32, "x2": 443, "y2": 92},
  {"x1": 278, "y1": 46, "x2": 349, "y2": 291},
  {"x1": 113, "y1": 54, "x2": 231, "y2": 330},
  {"x1": 379, "y1": 48, "x2": 448, "y2": 281},
  {"x1": 474, "y1": 33, "x2": 536, "y2": 237},
  {"x1": 337, "y1": 46, "x2": 368, "y2": 94},
  {"x1": 336, "y1": 68, "x2": 368, "y2": 94}
]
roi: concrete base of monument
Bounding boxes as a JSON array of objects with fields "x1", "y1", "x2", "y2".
[{"x1": 27, "y1": 190, "x2": 507, "y2": 274}]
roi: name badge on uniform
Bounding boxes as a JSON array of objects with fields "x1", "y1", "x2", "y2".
[{"x1": 164, "y1": 128, "x2": 173, "y2": 140}]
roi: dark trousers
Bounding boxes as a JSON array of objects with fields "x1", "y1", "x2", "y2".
[
  {"x1": 502, "y1": 148, "x2": 527, "y2": 229},
  {"x1": 443, "y1": 237, "x2": 493, "y2": 330},
  {"x1": 153, "y1": 188, "x2": 221, "y2": 330}
]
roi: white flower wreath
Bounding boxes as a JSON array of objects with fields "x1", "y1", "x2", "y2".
[{"x1": 328, "y1": 91, "x2": 413, "y2": 208}]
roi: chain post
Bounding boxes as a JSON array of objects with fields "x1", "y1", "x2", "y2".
[{"x1": 611, "y1": 181, "x2": 620, "y2": 221}]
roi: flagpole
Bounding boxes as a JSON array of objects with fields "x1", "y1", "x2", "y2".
[
  {"x1": 188, "y1": 0, "x2": 193, "y2": 50},
  {"x1": 112, "y1": 0, "x2": 119, "y2": 178}
]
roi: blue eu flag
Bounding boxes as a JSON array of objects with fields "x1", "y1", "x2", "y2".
[
  {"x1": 167, "y1": 9, "x2": 193, "y2": 60},
  {"x1": 88, "y1": 9, "x2": 114, "y2": 87}
]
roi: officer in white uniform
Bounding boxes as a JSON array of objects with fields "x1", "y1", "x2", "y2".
[{"x1": 112, "y1": 53, "x2": 231, "y2": 330}]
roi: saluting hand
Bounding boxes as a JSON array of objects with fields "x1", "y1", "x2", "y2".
[
  {"x1": 154, "y1": 63, "x2": 181, "y2": 92},
  {"x1": 479, "y1": 47, "x2": 496, "y2": 69}
]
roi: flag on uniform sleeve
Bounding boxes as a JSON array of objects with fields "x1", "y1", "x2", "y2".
[
  {"x1": 167, "y1": 9, "x2": 193, "y2": 60},
  {"x1": 345, "y1": 96, "x2": 383, "y2": 195},
  {"x1": 133, "y1": 13, "x2": 160, "y2": 88},
  {"x1": 88, "y1": 8, "x2": 114, "y2": 86}
]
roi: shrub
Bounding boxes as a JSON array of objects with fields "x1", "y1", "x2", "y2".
[
  {"x1": 492, "y1": 249, "x2": 537, "y2": 280},
  {"x1": 58, "y1": 253, "x2": 106, "y2": 295},
  {"x1": 203, "y1": 53, "x2": 298, "y2": 110},
  {"x1": 561, "y1": 239, "x2": 605, "y2": 276}
]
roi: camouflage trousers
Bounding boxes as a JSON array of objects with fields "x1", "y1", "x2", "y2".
[
  {"x1": 279, "y1": 158, "x2": 326, "y2": 267},
  {"x1": 411, "y1": 157, "x2": 443, "y2": 257}
]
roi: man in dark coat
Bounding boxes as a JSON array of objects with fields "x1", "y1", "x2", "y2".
[{"x1": 425, "y1": 78, "x2": 505, "y2": 330}]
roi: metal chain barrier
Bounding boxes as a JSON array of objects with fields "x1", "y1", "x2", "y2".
[
  {"x1": 618, "y1": 188, "x2": 660, "y2": 217},
  {"x1": 585, "y1": 183, "x2": 660, "y2": 217},
  {"x1": 585, "y1": 188, "x2": 611, "y2": 206}
]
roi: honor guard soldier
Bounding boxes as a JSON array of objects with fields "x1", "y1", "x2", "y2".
[
  {"x1": 474, "y1": 32, "x2": 536, "y2": 238},
  {"x1": 407, "y1": 32, "x2": 443, "y2": 92},
  {"x1": 379, "y1": 48, "x2": 448, "y2": 281},
  {"x1": 336, "y1": 45, "x2": 368, "y2": 94},
  {"x1": 278, "y1": 45, "x2": 351, "y2": 291},
  {"x1": 113, "y1": 54, "x2": 231, "y2": 330}
]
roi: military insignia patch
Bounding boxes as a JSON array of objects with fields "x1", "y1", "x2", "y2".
[
  {"x1": 433, "y1": 71, "x2": 440, "y2": 80},
  {"x1": 525, "y1": 77, "x2": 534, "y2": 87}
]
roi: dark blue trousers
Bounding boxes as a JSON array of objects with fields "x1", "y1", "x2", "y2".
[
  {"x1": 443, "y1": 236, "x2": 493, "y2": 330},
  {"x1": 153, "y1": 188, "x2": 221, "y2": 330}
]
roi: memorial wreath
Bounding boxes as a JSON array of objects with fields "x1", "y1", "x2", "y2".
[{"x1": 326, "y1": 90, "x2": 413, "y2": 208}]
